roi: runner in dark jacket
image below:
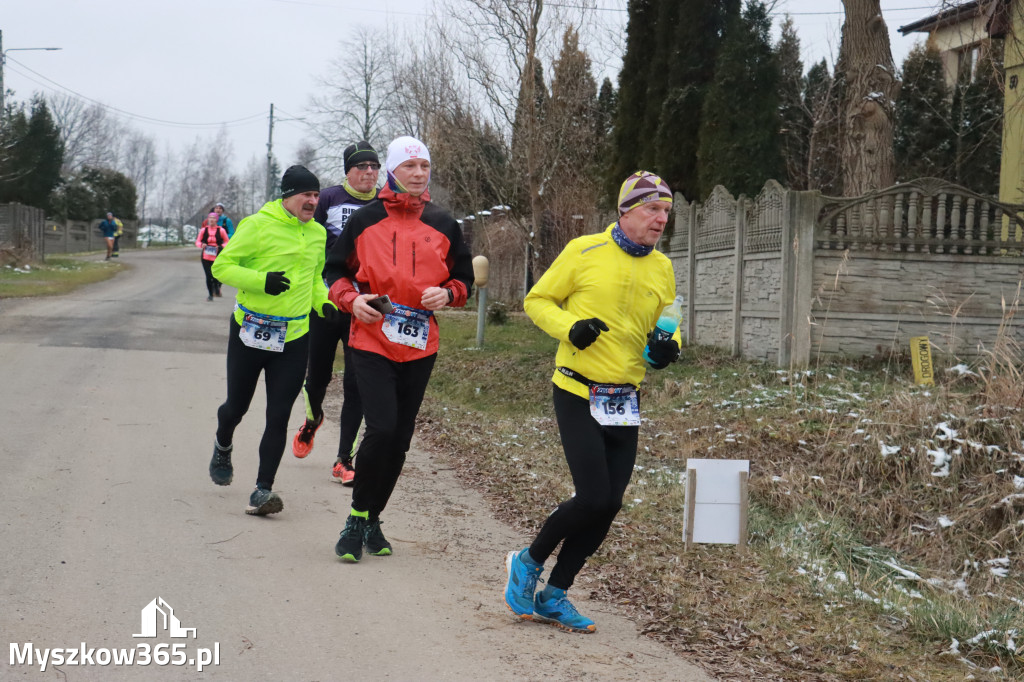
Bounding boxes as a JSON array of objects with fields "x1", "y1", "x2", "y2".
[{"x1": 291, "y1": 141, "x2": 380, "y2": 487}]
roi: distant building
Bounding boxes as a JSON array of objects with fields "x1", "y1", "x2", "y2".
[{"x1": 898, "y1": 0, "x2": 1008, "y2": 86}]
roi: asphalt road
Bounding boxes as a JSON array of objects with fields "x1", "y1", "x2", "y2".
[{"x1": 0, "y1": 247, "x2": 714, "y2": 681}]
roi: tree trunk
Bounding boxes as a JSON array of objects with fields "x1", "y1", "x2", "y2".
[{"x1": 839, "y1": 0, "x2": 899, "y2": 196}]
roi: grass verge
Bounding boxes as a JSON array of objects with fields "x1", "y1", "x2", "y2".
[
  {"x1": 0, "y1": 258, "x2": 123, "y2": 298},
  {"x1": 408, "y1": 308, "x2": 1023, "y2": 681}
]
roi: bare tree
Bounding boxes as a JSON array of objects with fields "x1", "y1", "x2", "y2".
[
  {"x1": 436, "y1": 0, "x2": 596, "y2": 288},
  {"x1": 46, "y1": 93, "x2": 124, "y2": 174},
  {"x1": 838, "y1": 0, "x2": 900, "y2": 195},
  {"x1": 308, "y1": 29, "x2": 395, "y2": 167},
  {"x1": 120, "y1": 130, "x2": 158, "y2": 222}
]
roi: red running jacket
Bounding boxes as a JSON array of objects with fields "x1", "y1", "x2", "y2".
[{"x1": 325, "y1": 185, "x2": 474, "y2": 362}]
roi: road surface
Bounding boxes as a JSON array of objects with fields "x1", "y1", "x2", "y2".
[{"x1": 0, "y1": 247, "x2": 713, "y2": 681}]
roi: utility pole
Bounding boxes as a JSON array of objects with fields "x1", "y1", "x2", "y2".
[
  {"x1": 265, "y1": 103, "x2": 275, "y2": 201},
  {"x1": 0, "y1": 30, "x2": 62, "y2": 114}
]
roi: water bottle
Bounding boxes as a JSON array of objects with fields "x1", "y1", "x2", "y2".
[{"x1": 643, "y1": 295, "x2": 685, "y2": 365}]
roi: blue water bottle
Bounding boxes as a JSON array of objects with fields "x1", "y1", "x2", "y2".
[{"x1": 643, "y1": 295, "x2": 684, "y2": 365}]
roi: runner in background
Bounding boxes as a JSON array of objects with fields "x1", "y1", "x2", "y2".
[
  {"x1": 292, "y1": 142, "x2": 381, "y2": 487},
  {"x1": 207, "y1": 165, "x2": 340, "y2": 516},
  {"x1": 98, "y1": 211, "x2": 117, "y2": 261},
  {"x1": 325, "y1": 136, "x2": 473, "y2": 562},
  {"x1": 196, "y1": 212, "x2": 229, "y2": 301},
  {"x1": 214, "y1": 202, "x2": 235, "y2": 238},
  {"x1": 503, "y1": 171, "x2": 681, "y2": 633},
  {"x1": 112, "y1": 216, "x2": 124, "y2": 257}
]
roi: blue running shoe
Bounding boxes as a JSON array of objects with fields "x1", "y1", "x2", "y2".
[
  {"x1": 533, "y1": 588, "x2": 596, "y2": 633},
  {"x1": 504, "y1": 548, "x2": 543, "y2": 619}
]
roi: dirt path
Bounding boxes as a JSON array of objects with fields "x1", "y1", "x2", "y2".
[{"x1": 0, "y1": 248, "x2": 713, "y2": 680}]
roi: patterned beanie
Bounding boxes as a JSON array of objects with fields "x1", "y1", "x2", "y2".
[{"x1": 617, "y1": 171, "x2": 673, "y2": 216}]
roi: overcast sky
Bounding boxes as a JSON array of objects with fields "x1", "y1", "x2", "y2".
[{"x1": 3, "y1": 0, "x2": 932, "y2": 175}]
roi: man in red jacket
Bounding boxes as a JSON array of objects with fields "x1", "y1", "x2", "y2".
[{"x1": 325, "y1": 136, "x2": 473, "y2": 562}]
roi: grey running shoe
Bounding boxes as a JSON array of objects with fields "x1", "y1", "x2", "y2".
[
  {"x1": 335, "y1": 515, "x2": 367, "y2": 562},
  {"x1": 245, "y1": 487, "x2": 283, "y2": 516},
  {"x1": 363, "y1": 518, "x2": 392, "y2": 556},
  {"x1": 209, "y1": 442, "x2": 233, "y2": 486}
]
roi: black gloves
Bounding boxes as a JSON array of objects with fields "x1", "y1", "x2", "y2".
[
  {"x1": 318, "y1": 302, "x2": 341, "y2": 324},
  {"x1": 568, "y1": 318, "x2": 609, "y2": 350},
  {"x1": 265, "y1": 271, "x2": 290, "y2": 296},
  {"x1": 646, "y1": 334, "x2": 680, "y2": 369}
]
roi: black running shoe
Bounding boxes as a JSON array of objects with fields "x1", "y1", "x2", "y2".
[
  {"x1": 209, "y1": 442, "x2": 233, "y2": 486},
  {"x1": 335, "y1": 515, "x2": 367, "y2": 562},
  {"x1": 245, "y1": 487, "x2": 283, "y2": 516},
  {"x1": 364, "y1": 518, "x2": 392, "y2": 556}
]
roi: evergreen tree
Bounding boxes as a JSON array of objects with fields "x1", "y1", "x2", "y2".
[
  {"x1": 594, "y1": 77, "x2": 617, "y2": 207},
  {"x1": 653, "y1": 0, "x2": 740, "y2": 200},
  {"x1": 776, "y1": 17, "x2": 811, "y2": 189},
  {"x1": 697, "y1": 1, "x2": 782, "y2": 197},
  {"x1": 805, "y1": 59, "x2": 843, "y2": 195},
  {"x1": 894, "y1": 44, "x2": 953, "y2": 183},
  {"x1": 608, "y1": 0, "x2": 658, "y2": 199},
  {"x1": 545, "y1": 28, "x2": 600, "y2": 261},
  {"x1": 0, "y1": 95, "x2": 64, "y2": 211},
  {"x1": 51, "y1": 166, "x2": 138, "y2": 220},
  {"x1": 639, "y1": 0, "x2": 682, "y2": 169},
  {"x1": 954, "y1": 40, "x2": 1003, "y2": 194}
]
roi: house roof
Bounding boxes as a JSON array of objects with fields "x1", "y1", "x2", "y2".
[{"x1": 898, "y1": 0, "x2": 1008, "y2": 38}]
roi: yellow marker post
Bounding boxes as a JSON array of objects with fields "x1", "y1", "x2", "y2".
[{"x1": 910, "y1": 336, "x2": 935, "y2": 386}]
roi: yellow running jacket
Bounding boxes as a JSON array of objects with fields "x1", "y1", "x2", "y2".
[
  {"x1": 212, "y1": 199, "x2": 331, "y2": 342},
  {"x1": 524, "y1": 224, "x2": 678, "y2": 400}
]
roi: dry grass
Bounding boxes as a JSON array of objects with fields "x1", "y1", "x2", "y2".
[
  {"x1": 411, "y1": 308, "x2": 1024, "y2": 681},
  {"x1": 0, "y1": 257, "x2": 123, "y2": 298}
]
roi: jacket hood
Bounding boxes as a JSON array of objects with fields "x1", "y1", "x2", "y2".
[{"x1": 379, "y1": 184, "x2": 430, "y2": 212}]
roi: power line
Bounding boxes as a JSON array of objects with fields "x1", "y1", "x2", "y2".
[{"x1": 5, "y1": 55, "x2": 266, "y2": 129}]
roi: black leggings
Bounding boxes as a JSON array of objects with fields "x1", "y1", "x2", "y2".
[
  {"x1": 349, "y1": 349, "x2": 435, "y2": 519},
  {"x1": 201, "y1": 259, "x2": 220, "y2": 297},
  {"x1": 216, "y1": 316, "x2": 309, "y2": 489},
  {"x1": 529, "y1": 384, "x2": 638, "y2": 590},
  {"x1": 301, "y1": 311, "x2": 363, "y2": 462}
]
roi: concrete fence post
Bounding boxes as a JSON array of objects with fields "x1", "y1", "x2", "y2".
[
  {"x1": 732, "y1": 196, "x2": 747, "y2": 357},
  {"x1": 789, "y1": 191, "x2": 819, "y2": 368}
]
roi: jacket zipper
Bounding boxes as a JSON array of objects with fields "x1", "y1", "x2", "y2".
[
  {"x1": 412, "y1": 242, "x2": 416, "y2": 277},
  {"x1": 392, "y1": 232, "x2": 397, "y2": 266}
]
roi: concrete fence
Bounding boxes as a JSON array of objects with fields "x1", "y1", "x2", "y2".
[
  {"x1": 663, "y1": 178, "x2": 1024, "y2": 367},
  {"x1": 0, "y1": 202, "x2": 138, "y2": 260}
]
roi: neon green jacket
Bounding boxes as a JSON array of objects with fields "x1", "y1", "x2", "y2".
[
  {"x1": 524, "y1": 223, "x2": 678, "y2": 400},
  {"x1": 212, "y1": 199, "x2": 331, "y2": 342}
]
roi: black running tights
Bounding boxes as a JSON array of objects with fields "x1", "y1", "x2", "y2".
[
  {"x1": 201, "y1": 259, "x2": 220, "y2": 297},
  {"x1": 529, "y1": 384, "x2": 639, "y2": 590},
  {"x1": 301, "y1": 311, "x2": 363, "y2": 461},
  {"x1": 216, "y1": 317, "x2": 309, "y2": 489},
  {"x1": 349, "y1": 349, "x2": 436, "y2": 519}
]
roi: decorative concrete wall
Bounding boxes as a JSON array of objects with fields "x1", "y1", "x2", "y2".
[{"x1": 662, "y1": 178, "x2": 1024, "y2": 366}]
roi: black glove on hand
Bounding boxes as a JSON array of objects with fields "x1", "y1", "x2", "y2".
[
  {"x1": 265, "y1": 271, "x2": 290, "y2": 296},
  {"x1": 646, "y1": 334, "x2": 680, "y2": 370},
  {"x1": 568, "y1": 318, "x2": 609, "y2": 350},
  {"x1": 319, "y1": 302, "x2": 341, "y2": 324}
]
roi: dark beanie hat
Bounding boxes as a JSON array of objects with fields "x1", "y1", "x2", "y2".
[
  {"x1": 281, "y1": 165, "x2": 320, "y2": 198},
  {"x1": 344, "y1": 141, "x2": 379, "y2": 173}
]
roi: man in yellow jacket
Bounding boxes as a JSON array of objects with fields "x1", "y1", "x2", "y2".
[
  {"x1": 504, "y1": 170, "x2": 681, "y2": 633},
  {"x1": 208, "y1": 165, "x2": 340, "y2": 516}
]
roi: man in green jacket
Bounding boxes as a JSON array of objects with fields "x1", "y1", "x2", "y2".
[{"x1": 208, "y1": 165, "x2": 340, "y2": 516}]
